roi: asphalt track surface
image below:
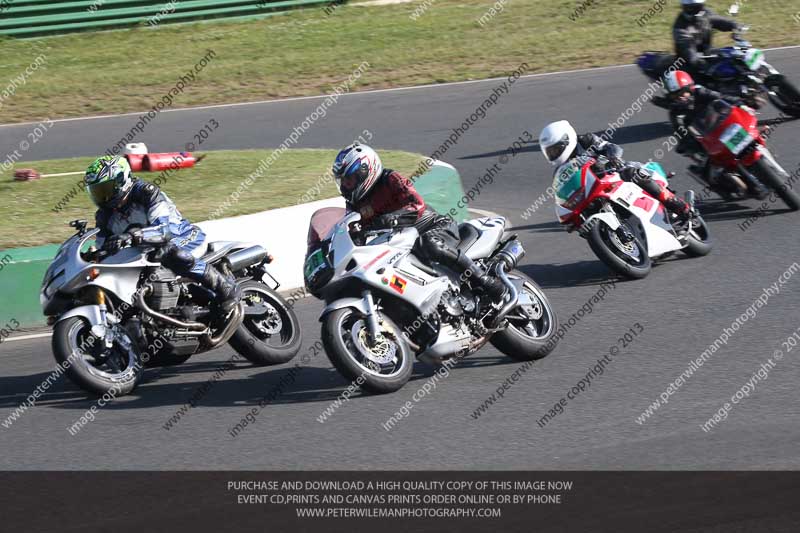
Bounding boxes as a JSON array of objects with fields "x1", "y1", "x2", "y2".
[{"x1": 1, "y1": 49, "x2": 799, "y2": 470}]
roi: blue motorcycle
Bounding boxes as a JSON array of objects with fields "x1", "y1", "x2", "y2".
[{"x1": 637, "y1": 13, "x2": 800, "y2": 118}]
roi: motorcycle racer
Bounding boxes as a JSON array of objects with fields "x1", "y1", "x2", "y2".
[
  {"x1": 673, "y1": 0, "x2": 740, "y2": 80},
  {"x1": 84, "y1": 156, "x2": 240, "y2": 315},
  {"x1": 663, "y1": 71, "x2": 769, "y2": 198},
  {"x1": 664, "y1": 70, "x2": 731, "y2": 154},
  {"x1": 332, "y1": 142, "x2": 506, "y2": 301},
  {"x1": 539, "y1": 121, "x2": 695, "y2": 222}
]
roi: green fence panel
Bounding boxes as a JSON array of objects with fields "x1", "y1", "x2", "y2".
[
  {"x1": 0, "y1": 245, "x2": 58, "y2": 328},
  {"x1": 0, "y1": 0, "x2": 340, "y2": 36}
]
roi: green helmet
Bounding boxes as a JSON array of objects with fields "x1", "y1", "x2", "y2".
[{"x1": 85, "y1": 156, "x2": 133, "y2": 208}]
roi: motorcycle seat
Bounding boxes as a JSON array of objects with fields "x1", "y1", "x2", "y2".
[{"x1": 457, "y1": 223, "x2": 481, "y2": 253}]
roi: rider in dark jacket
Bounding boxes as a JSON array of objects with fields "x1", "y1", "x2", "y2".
[
  {"x1": 663, "y1": 70, "x2": 734, "y2": 154},
  {"x1": 664, "y1": 70, "x2": 768, "y2": 198},
  {"x1": 85, "y1": 156, "x2": 239, "y2": 314},
  {"x1": 673, "y1": 0, "x2": 740, "y2": 80},
  {"x1": 333, "y1": 143, "x2": 506, "y2": 301}
]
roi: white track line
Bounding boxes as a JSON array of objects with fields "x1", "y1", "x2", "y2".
[{"x1": 3, "y1": 44, "x2": 797, "y2": 129}]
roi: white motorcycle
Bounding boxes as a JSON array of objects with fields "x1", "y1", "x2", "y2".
[
  {"x1": 553, "y1": 159, "x2": 713, "y2": 279},
  {"x1": 41, "y1": 220, "x2": 302, "y2": 396},
  {"x1": 303, "y1": 208, "x2": 558, "y2": 393}
]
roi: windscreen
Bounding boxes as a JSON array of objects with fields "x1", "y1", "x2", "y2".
[
  {"x1": 307, "y1": 207, "x2": 346, "y2": 247},
  {"x1": 700, "y1": 99, "x2": 733, "y2": 134}
]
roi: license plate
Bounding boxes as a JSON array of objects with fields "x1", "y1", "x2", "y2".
[
  {"x1": 720, "y1": 124, "x2": 754, "y2": 155},
  {"x1": 304, "y1": 248, "x2": 328, "y2": 280}
]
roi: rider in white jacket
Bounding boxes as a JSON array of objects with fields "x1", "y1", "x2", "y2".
[
  {"x1": 85, "y1": 156, "x2": 239, "y2": 315},
  {"x1": 539, "y1": 121, "x2": 695, "y2": 222}
]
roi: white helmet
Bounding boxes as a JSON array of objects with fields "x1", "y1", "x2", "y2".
[
  {"x1": 539, "y1": 121, "x2": 578, "y2": 167},
  {"x1": 332, "y1": 142, "x2": 383, "y2": 203}
]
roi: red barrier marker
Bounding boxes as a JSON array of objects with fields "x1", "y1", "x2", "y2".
[
  {"x1": 125, "y1": 154, "x2": 146, "y2": 172},
  {"x1": 142, "y1": 152, "x2": 200, "y2": 172}
]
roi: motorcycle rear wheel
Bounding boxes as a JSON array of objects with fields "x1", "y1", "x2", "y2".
[
  {"x1": 228, "y1": 281, "x2": 302, "y2": 365},
  {"x1": 490, "y1": 271, "x2": 559, "y2": 361},
  {"x1": 683, "y1": 216, "x2": 713, "y2": 257},
  {"x1": 766, "y1": 75, "x2": 800, "y2": 118}
]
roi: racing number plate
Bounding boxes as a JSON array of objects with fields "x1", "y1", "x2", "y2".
[
  {"x1": 744, "y1": 49, "x2": 764, "y2": 71},
  {"x1": 304, "y1": 248, "x2": 327, "y2": 280},
  {"x1": 720, "y1": 123, "x2": 754, "y2": 156}
]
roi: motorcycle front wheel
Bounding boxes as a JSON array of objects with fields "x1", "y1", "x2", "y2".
[
  {"x1": 587, "y1": 220, "x2": 652, "y2": 279},
  {"x1": 490, "y1": 271, "x2": 559, "y2": 361},
  {"x1": 53, "y1": 317, "x2": 143, "y2": 396},
  {"x1": 321, "y1": 308, "x2": 413, "y2": 394},
  {"x1": 228, "y1": 281, "x2": 302, "y2": 365}
]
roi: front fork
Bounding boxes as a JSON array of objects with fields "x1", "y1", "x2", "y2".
[
  {"x1": 362, "y1": 290, "x2": 382, "y2": 345},
  {"x1": 88, "y1": 286, "x2": 114, "y2": 349}
]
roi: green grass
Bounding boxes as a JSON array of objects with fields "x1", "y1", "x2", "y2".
[
  {"x1": 0, "y1": 0, "x2": 798, "y2": 123},
  {"x1": 0, "y1": 148, "x2": 425, "y2": 249}
]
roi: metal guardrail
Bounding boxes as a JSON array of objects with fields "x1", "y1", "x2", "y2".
[{"x1": 0, "y1": 0, "x2": 339, "y2": 37}]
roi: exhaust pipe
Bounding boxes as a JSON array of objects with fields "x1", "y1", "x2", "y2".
[
  {"x1": 493, "y1": 239, "x2": 525, "y2": 271},
  {"x1": 137, "y1": 286, "x2": 207, "y2": 330},
  {"x1": 490, "y1": 263, "x2": 520, "y2": 328},
  {"x1": 137, "y1": 286, "x2": 244, "y2": 347},
  {"x1": 205, "y1": 302, "x2": 244, "y2": 348},
  {"x1": 223, "y1": 245, "x2": 268, "y2": 273}
]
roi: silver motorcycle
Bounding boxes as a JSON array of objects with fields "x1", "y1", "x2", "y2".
[
  {"x1": 41, "y1": 220, "x2": 302, "y2": 396},
  {"x1": 304, "y1": 208, "x2": 558, "y2": 393}
]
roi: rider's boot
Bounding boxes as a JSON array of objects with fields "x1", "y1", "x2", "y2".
[
  {"x1": 741, "y1": 171, "x2": 770, "y2": 200},
  {"x1": 454, "y1": 251, "x2": 506, "y2": 303},
  {"x1": 663, "y1": 194, "x2": 693, "y2": 222},
  {"x1": 640, "y1": 179, "x2": 694, "y2": 222},
  {"x1": 200, "y1": 264, "x2": 240, "y2": 316}
]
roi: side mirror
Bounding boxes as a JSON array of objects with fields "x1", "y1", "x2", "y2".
[
  {"x1": 728, "y1": 4, "x2": 739, "y2": 16},
  {"x1": 69, "y1": 219, "x2": 88, "y2": 235}
]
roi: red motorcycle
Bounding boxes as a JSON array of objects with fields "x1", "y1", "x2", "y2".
[{"x1": 686, "y1": 100, "x2": 800, "y2": 210}]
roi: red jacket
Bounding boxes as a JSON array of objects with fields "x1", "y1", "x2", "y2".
[{"x1": 349, "y1": 169, "x2": 436, "y2": 230}]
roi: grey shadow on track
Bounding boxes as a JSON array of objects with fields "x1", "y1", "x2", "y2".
[
  {"x1": 517, "y1": 261, "x2": 621, "y2": 290},
  {"x1": 0, "y1": 371, "x2": 82, "y2": 408},
  {"x1": 513, "y1": 221, "x2": 566, "y2": 234},
  {"x1": 457, "y1": 122, "x2": 676, "y2": 162},
  {"x1": 695, "y1": 198, "x2": 794, "y2": 222},
  {"x1": 8, "y1": 355, "x2": 521, "y2": 412}
]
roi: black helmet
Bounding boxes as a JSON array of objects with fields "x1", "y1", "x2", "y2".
[{"x1": 681, "y1": 0, "x2": 707, "y2": 20}]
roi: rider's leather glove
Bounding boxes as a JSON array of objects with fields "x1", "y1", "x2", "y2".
[
  {"x1": 374, "y1": 214, "x2": 399, "y2": 229},
  {"x1": 129, "y1": 229, "x2": 144, "y2": 245},
  {"x1": 608, "y1": 157, "x2": 625, "y2": 171},
  {"x1": 105, "y1": 233, "x2": 133, "y2": 254}
]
